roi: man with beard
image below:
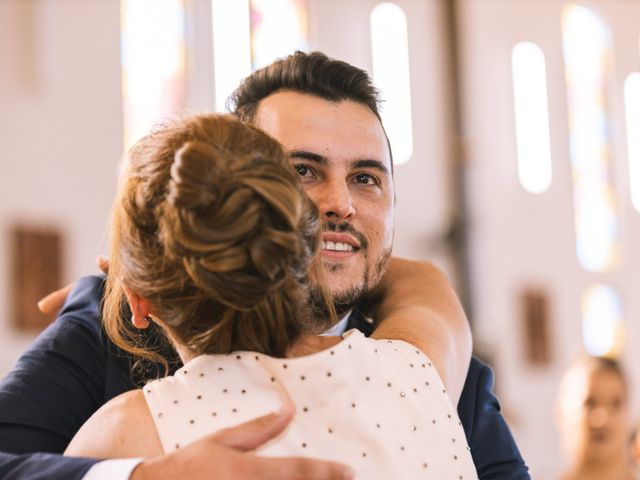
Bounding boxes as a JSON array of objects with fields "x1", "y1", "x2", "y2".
[{"x1": 0, "y1": 51, "x2": 529, "y2": 479}]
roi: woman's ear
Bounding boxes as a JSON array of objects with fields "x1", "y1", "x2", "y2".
[{"x1": 122, "y1": 285, "x2": 152, "y2": 329}]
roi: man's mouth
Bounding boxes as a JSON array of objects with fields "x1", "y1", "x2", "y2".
[
  {"x1": 320, "y1": 233, "x2": 361, "y2": 258},
  {"x1": 322, "y1": 241, "x2": 355, "y2": 252}
]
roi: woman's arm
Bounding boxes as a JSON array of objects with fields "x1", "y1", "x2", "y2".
[{"x1": 369, "y1": 257, "x2": 472, "y2": 405}]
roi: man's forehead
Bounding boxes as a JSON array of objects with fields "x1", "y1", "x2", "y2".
[
  {"x1": 254, "y1": 91, "x2": 382, "y2": 133},
  {"x1": 254, "y1": 93, "x2": 391, "y2": 166}
]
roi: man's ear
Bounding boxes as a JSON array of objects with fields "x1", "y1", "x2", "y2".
[{"x1": 122, "y1": 285, "x2": 152, "y2": 329}]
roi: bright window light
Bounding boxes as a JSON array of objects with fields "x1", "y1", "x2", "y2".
[
  {"x1": 562, "y1": 4, "x2": 619, "y2": 272},
  {"x1": 625, "y1": 72, "x2": 640, "y2": 212},
  {"x1": 249, "y1": 0, "x2": 309, "y2": 70},
  {"x1": 512, "y1": 42, "x2": 552, "y2": 194},
  {"x1": 370, "y1": 2, "x2": 413, "y2": 166},
  {"x1": 581, "y1": 284, "x2": 624, "y2": 357},
  {"x1": 121, "y1": 0, "x2": 186, "y2": 148},
  {"x1": 212, "y1": 0, "x2": 251, "y2": 112}
]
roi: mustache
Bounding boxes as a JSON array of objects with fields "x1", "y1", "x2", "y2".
[{"x1": 322, "y1": 221, "x2": 368, "y2": 250}]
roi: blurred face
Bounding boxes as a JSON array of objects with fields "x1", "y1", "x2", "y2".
[
  {"x1": 559, "y1": 367, "x2": 629, "y2": 463},
  {"x1": 254, "y1": 91, "x2": 394, "y2": 313}
]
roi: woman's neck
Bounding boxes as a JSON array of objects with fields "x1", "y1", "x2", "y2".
[
  {"x1": 564, "y1": 454, "x2": 633, "y2": 480},
  {"x1": 174, "y1": 334, "x2": 343, "y2": 364},
  {"x1": 286, "y1": 334, "x2": 343, "y2": 358}
]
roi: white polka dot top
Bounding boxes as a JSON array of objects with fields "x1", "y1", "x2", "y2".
[{"x1": 143, "y1": 329, "x2": 478, "y2": 479}]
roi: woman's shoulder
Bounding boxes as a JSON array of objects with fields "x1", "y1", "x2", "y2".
[{"x1": 65, "y1": 389, "x2": 163, "y2": 458}]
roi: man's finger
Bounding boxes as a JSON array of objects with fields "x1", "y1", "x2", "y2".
[
  {"x1": 96, "y1": 255, "x2": 110, "y2": 274},
  {"x1": 212, "y1": 404, "x2": 295, "y2": 451},
  {"x1": 37, "y1": 284, "x2": 73, "y2": 314},
  {"x1": 253, "y1": 456, "x2": 355, "y2": 480}
]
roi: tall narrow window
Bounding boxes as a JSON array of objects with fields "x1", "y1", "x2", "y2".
[
  {"x1": 562, "y1": 5, "x2": 619, "y2": 272},
  {"x1": 121, "y1": 0, "x2": 187, "y2": 148},
  {"x1": 211, "y1": 0, "x2": 251, "y2": 112},
  {"x1": 581, "y1": 284, "x2": 624, "y2": 357},
  {"x1": 512, "y1": 42, "x2": 553, "y2": 194},
  {"x1": 625, "y1": 72, "x2": 640, "y2": 212},
  {"x1": 371, "y1": 2, "x2": 413, "y2": 166},
  {"x1": 249, "y1": 0, "x2": 309, "y2": 70}
]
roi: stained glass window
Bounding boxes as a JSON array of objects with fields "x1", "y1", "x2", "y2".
[
  {"x1": 512, "y1": 42, "x2": 552, "y2": 194},
  {"x1": 121, "y1": 0, "x2": 187, "y2": 149},
  {"x1": 562, "y1": 4, "x2": 620, "y2": 272},
  {"x1": 211, "y1": 0, "x2": 308, "y2": 112},
  {"x1": 249, "y1": 0, "x2": 309, "y2": 70}
]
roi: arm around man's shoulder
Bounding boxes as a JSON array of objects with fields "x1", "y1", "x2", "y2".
[{"x1": 457, "y1": 357, "x2": 530, "y2": 480}]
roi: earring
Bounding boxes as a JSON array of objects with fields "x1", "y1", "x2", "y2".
[{"x1": 131, "y1": 314, "x2": 151, "y2": 329}]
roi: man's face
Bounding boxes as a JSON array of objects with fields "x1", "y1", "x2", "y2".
[{"x1": 254, "y1": 91, "x2": 395, "y2": 312}]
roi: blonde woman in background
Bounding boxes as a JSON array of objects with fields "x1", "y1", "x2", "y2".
[
  {"x1": 64, "y1": 113, "x2": 476, "y2": 479},
  {"x1": 556, "y1": 355, "x2": 638, "y2": 480}
]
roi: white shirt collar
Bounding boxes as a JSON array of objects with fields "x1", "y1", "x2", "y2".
[{"x1": 320, "y1": 312, "x2": 351, "y2": 336}]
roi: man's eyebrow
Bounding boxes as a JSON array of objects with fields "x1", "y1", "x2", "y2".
[
  {"x1": 287, "y1": 152, "x2": 390, "y2": 175},
  {"x1": 352, "y1": 159, "x2": 390, "y2": 175},
  {"x1": 288, "y1": 150, "x2": 328, "y2": 165}
]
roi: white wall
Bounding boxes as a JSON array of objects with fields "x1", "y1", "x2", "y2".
[
  {"x1": 459, "y1": 0, "x2": 640, "y2": 476},
  {"x1": 0, "y1": 0, "x2": 123, "y2": 376}
]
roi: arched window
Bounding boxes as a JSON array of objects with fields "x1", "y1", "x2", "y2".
[
  {"x1": 370, "y1": 2, "x2": 413, "y2": 166},
  {"x1": 511, "y1": 42, "x2": 552, "y2": 194},
  {"x1": 211, "y1": 0, "x2": 251, "y2": 112},
  {"x1": 581, "y1": 284, "x2": 624, "y2": 358},
  {"x1": 625, "y1": 72, "x2": 640, "y2": 212},
  {"x1": 562, "y1": 4, "x2": 620, "y2": 272},
  {"x1": 121, "y1": 0, "x2": 187, "y2": 148}
]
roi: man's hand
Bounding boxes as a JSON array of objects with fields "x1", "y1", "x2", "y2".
[
  {"x1": 131, "y1": 407, "x2": 354, "y2": 480},
  {"x1": 37, "y1": 256, "x2": 110, "y2": 315},
  {"x1": 37, "y1": 284, "x2": 73, "y2": 315}
]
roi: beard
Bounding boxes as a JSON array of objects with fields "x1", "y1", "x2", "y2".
[{"x1": 309, "y1": 231, "x2": 392, "y2": 322}]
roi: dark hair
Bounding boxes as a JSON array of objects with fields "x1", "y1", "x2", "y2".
[
  {"x1": 558, "y1": 354, "x2": 629, "y2": 403},
  {"x1": 585, "y1": 356, "x2": 628, "y2": 393},
  {"x1": 103, "y1": 114, "x2": 334, "y2": 374},
  {"x1": 229, "y1": 51, "x2": 383, "y2": 123}
]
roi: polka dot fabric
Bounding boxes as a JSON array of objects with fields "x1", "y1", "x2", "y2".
[{"x1": 143, "y1": 329, "x2": 478, "y2": 479}]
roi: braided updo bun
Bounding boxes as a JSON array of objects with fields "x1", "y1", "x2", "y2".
[{"x1": 103, "y1": 114, "x2": 329, "y2": 370}]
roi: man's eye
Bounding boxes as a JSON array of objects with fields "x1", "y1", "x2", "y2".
[
  {"x1": 294, "y1": 165, "x2": 311, "y2": 177},
  {"x1": 355, "y1": 173, "x2": 377, "y2": 185}
]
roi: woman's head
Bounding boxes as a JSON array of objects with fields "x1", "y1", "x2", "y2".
[
  {"x1": 556, "y1": 356, "x2": 630, "y2": 465},
  {"x1": 103, "y1": 114, "x2": 331, "y2": 370}
]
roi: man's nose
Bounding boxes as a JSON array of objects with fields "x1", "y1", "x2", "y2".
[{"x1": 317, "y1": 178, "x2": 355, "y2": 222}]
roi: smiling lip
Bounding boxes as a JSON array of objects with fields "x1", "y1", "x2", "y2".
[{"x1": 321, "y1": 233, "x2": 360, "y2": 259}]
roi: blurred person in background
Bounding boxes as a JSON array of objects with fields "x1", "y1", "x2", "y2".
[
  {"x1": 556, "y1": 355, "x2": 638, "y2": 480},
  {"x1": 631, "y1": 426, "x2": 640, "y2": 473}
]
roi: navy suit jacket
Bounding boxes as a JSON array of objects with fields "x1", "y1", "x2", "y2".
[{"x1": 0, "y1": 276, "x2": 529, "y2": 479}]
